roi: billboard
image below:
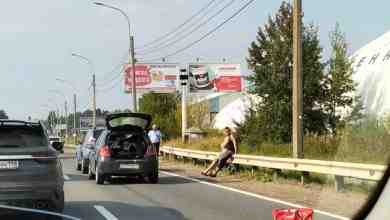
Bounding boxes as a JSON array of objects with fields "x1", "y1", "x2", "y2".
[
  {"x1": 188, "y1": 63, "x2": 243, "y2": 93},
  {"x1": 124, "y1": 63, "x2": 179, "y2": 93},
  {"x1": 79, "y1": 116, "x2": 105, "y2": 130}
]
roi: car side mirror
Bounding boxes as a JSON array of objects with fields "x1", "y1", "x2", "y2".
[{"x1": 51, "y1": 141, "x2": 64, "y2": 152}]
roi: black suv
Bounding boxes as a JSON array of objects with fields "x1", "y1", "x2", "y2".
[
  {"x1": 0, "y1": 120, "x2": 65, "y2": 216},
  {"x1": 88, "y1": 113, "x2": 159, "y2": 184}
]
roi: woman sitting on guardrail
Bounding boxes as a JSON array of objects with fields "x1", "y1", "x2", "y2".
[{"x1": 201, "y1": 127, "x2": 237, "y2": 177}]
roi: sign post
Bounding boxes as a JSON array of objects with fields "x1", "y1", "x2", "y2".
[{"x1": 180, "y1": 69, "x2": 189, "y2": 143}]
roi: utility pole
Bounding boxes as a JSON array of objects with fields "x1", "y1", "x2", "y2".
[
  {"x1": 130, "y1": 36, "x2": 137, "y2": 112},
  {"x1": 92, "y1": 74, "x2": 97, "y2": 128},
  {"x1": 292, "y1": 0, "x2": 303, "y2": 158},
  {"x1": 73, "y1": 94, "x2": 77, "y2": 144}
]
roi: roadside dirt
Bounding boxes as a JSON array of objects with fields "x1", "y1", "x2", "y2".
[{"x1": 160, "y1": 157, "x2": 371, "y2": 218}]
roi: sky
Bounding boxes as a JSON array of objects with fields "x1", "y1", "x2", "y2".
[{"x1": 1, "y1": 0, "x2": 390, "y2": 120}]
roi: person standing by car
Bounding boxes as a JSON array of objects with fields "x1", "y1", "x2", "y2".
[
  {"x1": 148, "y1": 124, "x2": 161, "y2": 155},
  {"x1": 201, "y1": 127, "x2": 238, "y2": 177}
]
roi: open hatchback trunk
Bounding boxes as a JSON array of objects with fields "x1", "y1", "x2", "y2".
[{"x1": 105, "y1": 113, "x2": 152, "y2": 159}]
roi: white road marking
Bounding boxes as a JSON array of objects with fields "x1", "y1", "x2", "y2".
[
  {"x1": 160, "y1": 171, "x2": 350, "y2": 220},
  {"x1": 94, "y1": 205, "x2": 119, "y2": 220},
  {"x1": 63, "y1": 174, "x2": 70, "y2": 181}
]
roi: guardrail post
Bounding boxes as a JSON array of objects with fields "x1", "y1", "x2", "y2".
[
  {"x1": 301, "y1": 171, "x2": 310, "y2": 185},
  {"x1": 335, "y1": 175, "x2": 345, "y2": 192},
  {"x1": 273, "y1": 169, "x2": 282, "y2": 182}
]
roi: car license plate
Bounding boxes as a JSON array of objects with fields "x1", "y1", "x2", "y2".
[
  {"x1": 0, "y1": 161, "x2": 19, "y2": 170},
  {"x1": 120, "y1": 164, "x2": 139, "y2": 169}
]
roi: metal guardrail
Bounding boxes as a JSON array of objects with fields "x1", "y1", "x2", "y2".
[{"x1": 161, "y1": 146, "x2": 387, "y2": 181}]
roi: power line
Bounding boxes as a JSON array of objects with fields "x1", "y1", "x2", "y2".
[
  {"x1": 96, "y1": 77, "x2": 123, "y2": 93},
  {"x1": 141, "y1": 0, "x2": 256, "y2": 62},
  {"x1": 95, "y1": 64, "x2": 124, "y2": 87},
  {"x1": 136, "y1": 0, "x2": 219, "y2": 50},
  {"x1": 95, "y1": 51, "x2": 128, "y2": 84},
  {"x1": 137, "y1": 0, "x2": 236, "y2": 56}
]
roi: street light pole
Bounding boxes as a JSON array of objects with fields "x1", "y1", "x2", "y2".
[
  {"x1": 55, "y1": 78, "x2": 79, "y2": 143},
  {"x1": 73, "y1": 94, "x2": 77, "y2": 144},
  {"x1": 130, "y1": 36, "x2": 137, "y2": 112},
  {"x1": 71, "y1": 53, "x2": 97, "y2": 127},
  {"x1": 94, "y1": 2, "x2": 137, "y2": 112},
  {"x1": 48, "y1": 89, "x2": 69, "y2": 138}
]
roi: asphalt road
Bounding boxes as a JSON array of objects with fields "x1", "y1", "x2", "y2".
[{"x1": 34, "y1": 157, "x2": 344, "y2": 220}]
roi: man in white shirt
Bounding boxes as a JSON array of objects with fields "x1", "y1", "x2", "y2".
[{"x1": 148, "y1": 124, "x2": 161, "y2": 155}]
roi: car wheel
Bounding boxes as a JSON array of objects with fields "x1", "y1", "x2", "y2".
[
  {"x1": 75, "y1": 158, "x2": 81, "y2": 171},
  {"x1": 88, "y1": 163, "x2": 95, "y2": 180},
  {"x1": 148, "y1": 171, "x2": 159, "y2": 184},
  {"x1": 81, "y1": 159, "x2": 88, "y2": 174},
  {"x1": 95, "y1": 165, "x2": 105, "y2": 185}
]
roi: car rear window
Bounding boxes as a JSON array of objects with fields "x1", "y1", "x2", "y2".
[
  {"x1": 0, "y1": 126, "x2": 48, "y2": 148},
  {"x1": 108, "y1": 117, "x2": 148, "y2": 129}
]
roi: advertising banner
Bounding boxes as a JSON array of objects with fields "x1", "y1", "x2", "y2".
[
  {"x1": 188, "y1": 63, "x2": 242, "y2": 93},
  {"x1": 124, "y1": 63, "x2": 179, "y2": 93}
]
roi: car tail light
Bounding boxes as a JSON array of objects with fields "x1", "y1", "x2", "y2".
[
  {"x1": 145, "y1": 145, "x2": 157, "y2": 157},
  {"x1": 99, "y1": 145, "x2": 111, "y2": 157}
]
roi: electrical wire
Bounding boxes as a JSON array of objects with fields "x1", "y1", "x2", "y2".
[
  {"x1": 136, "y1": 0, "x2": 235, "y2": 56},
  {"x1": 97, "y1": 77, "x2": 123, "y2": 93},
  {"x1": 141, "y1": 0, "x2": 256, "y2": 62},
  {"x1": 136, "y1": 0, "x2": 219, "y2": 50}
]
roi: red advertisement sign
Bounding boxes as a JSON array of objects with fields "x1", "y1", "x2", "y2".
[
  {"x1": 124, "y1": 63, "x2": 179, "y2": 93},
  {"x1": 189, "y1": 63, "x2": 243, "y2": 93},
  {"x1": 214, "y1": 76, "x2": 242, "y2": 92}
]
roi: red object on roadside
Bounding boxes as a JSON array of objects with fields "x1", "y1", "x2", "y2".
[{"x1": 272, "y1": 208, "x2": 313, "y2": 220}]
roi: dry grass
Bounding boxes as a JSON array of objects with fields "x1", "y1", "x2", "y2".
[{"x1": 164, "y1": 125, "x2": 390, "y2": 165}]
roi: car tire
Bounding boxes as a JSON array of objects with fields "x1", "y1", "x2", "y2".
[
  {"x1": 95, "y1": 165, "x2": 105, "y2": 185},
  {"x1": 148, "y1": 170, "x2": 159, "y2": 184},
  {"x1": 81, "y1": 159, "x2": 88, "y2": 174},
  {"x1": 88, "y1": 163, "x2": 95, "y2": 180},
  {"x1": 75, "y1": 159, "x2": 81, "y2": 171}
]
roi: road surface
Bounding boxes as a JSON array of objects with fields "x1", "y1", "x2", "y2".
[{"x1": 54, "y1": 157, "x2": 345, "y2": 220}]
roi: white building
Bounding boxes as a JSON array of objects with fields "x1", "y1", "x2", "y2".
[
  {"x1": 203, "y1": 30, "x2": 390, "y2": 129},
  {"x1": 351, "y1": 30, "x2": 390, "y2": 117}
]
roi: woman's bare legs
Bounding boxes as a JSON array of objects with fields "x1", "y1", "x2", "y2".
[{"x1": 202, "y1": 160, "x2": 218, "y2": 175}]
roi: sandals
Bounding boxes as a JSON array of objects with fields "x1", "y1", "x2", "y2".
[
  {"x1": 201, "y1": 171, "x2": 208, "y2": 176},
  {"x1": 208, "y1": 173, "x2": 217, "y2": 178}
]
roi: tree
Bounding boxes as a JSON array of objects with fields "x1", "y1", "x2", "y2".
[
  {"x1": 243, "y1": 1, "x2": 327, "y2": 143},
  {"x1": 187, "y1": 98, "x2": 210, "y2": 129},
  {"x1": 324, "y1": 23, "x2": 356, "y2": 134},
  {"x1": 345, "y1": 96, "x2": 365, "y2": 125},
  {"x1": 0, "y1": 110, "x2": 8, "y2": 119},
  {"x1": 139, "y1": 92, "x2": 180, "y2": 139}
]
